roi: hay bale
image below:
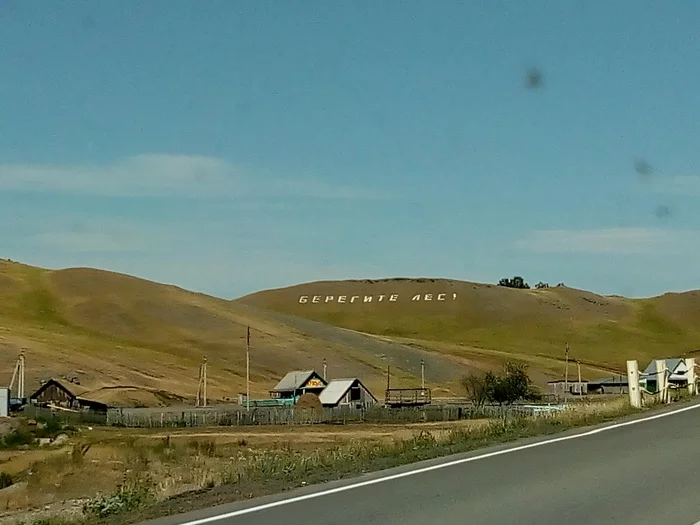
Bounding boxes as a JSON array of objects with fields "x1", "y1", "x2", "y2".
[{"x1": 295, "y1": 393, "x2": 322, "y2": 410}]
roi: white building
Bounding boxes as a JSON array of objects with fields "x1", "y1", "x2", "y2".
[
  {"x1": 640, "y1": 358, "x2": 688, "y2": 392},
  {"x1": 0, "y1": 388, "x2": 9, "y2": 418}
]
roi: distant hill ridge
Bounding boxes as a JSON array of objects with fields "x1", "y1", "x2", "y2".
[
  {"x1": 238, "y1": 277, "x2": 700, "y2": 370},
  {"x1": 2, "y1": 259, "x2": 699, "y2": 406}
]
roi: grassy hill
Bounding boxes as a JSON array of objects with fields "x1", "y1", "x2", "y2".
[
  {"x1": 237, "y1": 278, "x2": 700, "y2": 375},
  {"x1": 0, "y1": 260, "x2": 402, "y2": 406},
  {"x1": 3, "y1": 260, "x2": 698, "y2": 406}
]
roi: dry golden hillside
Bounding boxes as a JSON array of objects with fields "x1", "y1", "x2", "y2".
[
  {"x1": 3, "y1": 260, "x2": 698, "y2": 406},
  {"x1": 0, "y1": 260, "x2": 413, "y2": 405},
  {"x1": 238, "y1": 277, "x2": 700, "y2": 371}
]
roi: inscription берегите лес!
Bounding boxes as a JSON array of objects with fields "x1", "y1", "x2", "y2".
[{"x1": 298, "y1": 293, "x2": 457, "y2": 304}]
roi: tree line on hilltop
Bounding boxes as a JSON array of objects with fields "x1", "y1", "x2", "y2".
[{"x1": 497, "y1": 276, "x2": 565, "y2": 290}]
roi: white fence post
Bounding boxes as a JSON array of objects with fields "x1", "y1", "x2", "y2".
[
  {"x1": 686, "y1": 358, "x2": 696, "y2": 396},
  {"x1": 626, "y1": 360, "x2": 642, "y2": 408},
  {"x1": 655, "y1": 359, "x2": 668, "y2": 403}
]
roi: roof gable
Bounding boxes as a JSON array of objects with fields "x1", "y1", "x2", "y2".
[
  {"x1": 30, "y1": 379, "x2": 78, "y2": 400},
  {"x1": 271, "y1": 370, "x2": 327, "y2": 392},
  {"x1": 319, "y1": 378, "x2": 377, "y2": 405},
  {"x1": 642, "y1": 358, "x2": 686, "y2": 376}
]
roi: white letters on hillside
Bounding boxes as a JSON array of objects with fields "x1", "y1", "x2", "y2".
[{"x1": 298, "y1": 292, "x2": 457, "y2": 304}]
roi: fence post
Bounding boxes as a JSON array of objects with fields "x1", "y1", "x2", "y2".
[
  {"x1": 686, "y1": 358, "x2": 696, "y2": 396},
  {"x1": 626, "y1": 360, "x2": 642, "y2": 408},
  {"x1": 655, "y1": 360, "x2": 668, "y2": 403}
]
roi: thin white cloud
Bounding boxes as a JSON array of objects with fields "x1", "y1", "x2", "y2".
[
  {"x1": 276, "y1": 177, "x2": 390, "y2": 200},
  {"x1": 30, "y1": 231, "x2": 143, "y2": 253},
  {"x1": 515, "y1": 227, "x2": 700, "y2": 254},
  {"x1": 638, "y1": 174, "x2": 700, "y2": 196},
  {"x1": 0, "y1": 154, "x2": 388, "y2": 200}
]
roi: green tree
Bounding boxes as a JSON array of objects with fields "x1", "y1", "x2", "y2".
[
  {"x1": 490, "y1": 361, "x2": 539, "y2": 405},
  {"x1": 461, "y1": 371, "x2": 496, "y2": 407},
  {"x1": 498, "y1": 276, "x2": 530, "y2": 289}
]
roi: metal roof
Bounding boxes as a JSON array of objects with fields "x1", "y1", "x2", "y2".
[
  {"x1": 271, "y1": 370, "x2": 324, "y2": 392},
  {"x1": 30, "y1": 378, "x2": 88, "y2": 399},
  {"x1": 642, "y1": 358, "x2": 684, "y2": 377},
  {"x1": 588, "y1": 376, "x2": 628, "y2": 386},
  {"x1": 319, "y1": 379, "x2": 356, "y2": 405},
  {"x1": 319, "y1": 378, "x2": 377, "y2": 405}
]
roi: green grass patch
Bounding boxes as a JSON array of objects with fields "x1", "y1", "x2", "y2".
[
  {"x1": 636, "y1": 302, "x2": 686, "y2": 338},
  {"x1": 15, "y1": 273, "x2": 69, "y2": 326}
]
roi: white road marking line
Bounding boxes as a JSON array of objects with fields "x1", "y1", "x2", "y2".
[{"x1": 177, "y1": 402, "x2": 700, "y2": 524}]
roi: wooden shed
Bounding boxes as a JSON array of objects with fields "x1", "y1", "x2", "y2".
[{"x1": 29, "y1": 379, "x2": 108, "y2": 414}]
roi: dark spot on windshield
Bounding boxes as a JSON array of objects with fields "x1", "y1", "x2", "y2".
[
  {"x1": 655, "y1": 205, "x2": 671, "y2": 219},
  {"x1": 634, "y1": 159, "x2": 653, "y2": 178},
  {"x1": 524, "y1": 68, "x2": 543, "y2": 89}
]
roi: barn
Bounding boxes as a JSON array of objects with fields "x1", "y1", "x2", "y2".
[
  {"x1": 29, "y1": 379, "x2": 108, "y2": 414},
  {"x1": 319, "y1": 378, "x2": 377, "y2": 409}
]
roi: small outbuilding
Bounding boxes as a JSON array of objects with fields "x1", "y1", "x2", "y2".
[
  {"x1": 269, "y1": 370, "x2": 328, "y2": 400},
  {"x1": 587, "y1": 376, "x2": 629, "y2": 395},
  {"x1": 29, "y1": 379, "x2": 108, "y2": 414},
  {"x1": 640, "y1": 358, "x2": 688, "y2": 392},
  {"x1": 0, "y1": 388, "x2": 9, "y2": 417},
  {"x1": 547, "y1": 379, "x2": 588, "y2": 396},
  {"x1": 319, "y1": 378, "x2": 377, "y2": 409}
]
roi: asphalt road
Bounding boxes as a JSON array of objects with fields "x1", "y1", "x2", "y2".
[{"x1": 144, "y1": 403, "x2": 700, "y2": 525}]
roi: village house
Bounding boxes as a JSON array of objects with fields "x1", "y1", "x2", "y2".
[
  {"x1": 319, "y1": 378, "x2": 377, "y2": 409},
  {"x1": 640, "y1": 358, "x2": 689, "y2": 392},
  {"x1": 269, "y1": 370, "x2": 327, "y2": 400},
  {"x1": 29, "y1": 379, "x2": 108, "y2": 414}
]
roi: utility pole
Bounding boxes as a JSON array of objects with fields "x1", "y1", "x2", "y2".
[
  {"x1": 564, "y1": 343, "x2": 569, "y2": 398},
  {"x1": 20, "y1": 353, "x2": 25, "y2": 399},
  {"x1": 10, "y1": 353, "x2": 25, "y2": 399},
  {"x1": 420, "y1": 359, "x2": 425, "y2": 389},
  {"x1": 202, "y1": 356, "x2": 207, "y2": 407},
  {"x1": 246, "y1": 325, "x2": 250, "y2": 412},
  {"x1": 196, "y1": 356, "x2": 207, "y2": 407},
  {"x1": 577, "y1": 360, "x2": 582, "y2": 389},
  {"x1": 323, "y1": 358, "x2": 327, "y2": 381}
]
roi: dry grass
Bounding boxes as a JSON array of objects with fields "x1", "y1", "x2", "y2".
[
  {"x1": 0, "y1": 419, "x2": 487, "y2": 523},
  {"x1": 240, "y1": 278, "x2": 700, "y2": 370},
  {"x1": 0, "y1": 261, "x2": 398, "y2": 404},
  {"x1": 0, "y1": 398, "x2": 643, "y2": 525},
  {"x1": 2, "y1": 259, "x2": 699, "y2": 409}
]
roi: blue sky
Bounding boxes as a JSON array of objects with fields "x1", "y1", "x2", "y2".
[{"x1": 1, "y1": 1, "x2": 699, "y2": 299}]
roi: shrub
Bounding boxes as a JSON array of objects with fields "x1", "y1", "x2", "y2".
[
  {"x1": 0, "y1": 427, "x2": 34, "y2": 449},
  {"x1": 83, "y1": 481, "x2": 152, "y2": 518},
  {"x1": 35, "y1": 416, "x2": 63, "y2": 438},
  {"x1": 0, "y1": 471, "x2": 13, "y2": 489}
]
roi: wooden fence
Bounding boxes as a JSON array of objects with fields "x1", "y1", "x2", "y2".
[
  {"x1": 23, "y1": 405, "x2": 108, "y2": 426},
  {"x1": 106, "y1": 403, "x2": 559, "y2": 428}
]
